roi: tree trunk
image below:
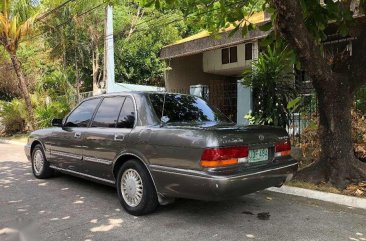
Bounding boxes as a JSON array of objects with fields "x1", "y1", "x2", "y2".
[
  {"x1": 268, "y1": 0, "x2": 366, "y2": 189},
  {"x1": 298, "y1": 76, "x2": 366, "y2": 188},
  {"x1": 92, "y1": 47, "x2": 101, "y2": 95},
  {"x1": 9, "y1": 54, "x2": 35, "y2": 131}
]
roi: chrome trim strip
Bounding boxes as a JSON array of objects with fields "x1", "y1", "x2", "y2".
[
  {"x1": 50, "y1": 165, "x2": 115, "y2": 185},
  {"x1": 84, "y1": 156, "x2": 113, "y2": 165},
  {"x1": 150, "y1": 163, "x2": 298, "y2": 180},
  {"x1": 51, "y1": 151, "x2": 82, "y2": 160}
]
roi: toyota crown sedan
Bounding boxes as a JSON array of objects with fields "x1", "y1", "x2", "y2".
[{"x1": 25, "y1": 91, "x2": 298, "y2": 215}]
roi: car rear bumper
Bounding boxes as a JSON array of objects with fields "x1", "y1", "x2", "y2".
[{"x1": 150, "y1": 160, "x2": 298, "y2": 201}]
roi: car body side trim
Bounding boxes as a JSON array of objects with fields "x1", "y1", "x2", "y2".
[
  {"x1": 50, "y1": 165, "x2": 115, "y2": 185},
  {"x1": 83, "y1": 156, "x2": 113, "y2": 165},
  {"x1": 51, "y1": 150, "x2": 82, "y2": 160},
  {"x1": 150, "y1": 162, "x2": 298, "y2": 180}
]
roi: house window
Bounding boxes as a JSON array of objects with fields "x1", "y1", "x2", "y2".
[
  {"x1": 222, "y1": 46, "x2": 238, "y2": 64},
  {"x1": 222, "y1": 48, "x2": 229, "y2": 64},
  {"x1": 245, "y1": 43, "x2": 253, "y2": 60}
]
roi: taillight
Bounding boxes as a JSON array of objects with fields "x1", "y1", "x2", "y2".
[
  {"x1": 275, "y1": 138, "x2": 291, "y2": 157},
  {"x1": 200, "y1": 146, "x2": 249, "y2": 167}
]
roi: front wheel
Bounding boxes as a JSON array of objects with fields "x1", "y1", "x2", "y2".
[
  {"x1": 116, "y1": 160, "x2": 158, "y2": 216},
  {"x1": 31, "y1": 144, "x2": 54, "y2": 179}
]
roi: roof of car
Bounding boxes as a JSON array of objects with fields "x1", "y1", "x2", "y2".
[
  {"x1": 99, "y1": 91, "x2": 189, "y2": 97},
  {"x1": 82, "y1": 91, "x2": 190, "y2": 101}
]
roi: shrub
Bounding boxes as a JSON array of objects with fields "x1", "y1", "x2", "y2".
[
  {"x1": 242, "y1": 45, "x2": 297, "y2": 127},
  {"x1": 0, "y1": 94, "x2": 73, "y2": 135},
  {"x1": 0, "y1": 99, "x2": 27, "y2": 135},
  {"x1": 34, "y1": 97, "x2": 71, "y2": 128}
]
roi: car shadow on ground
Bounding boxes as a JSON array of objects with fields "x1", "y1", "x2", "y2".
[
  {"x1": 0, "y1": 160, "x2": 276, "y2": 239},
  {"x1": 1, "y1": 160, "x2": 366, "y2": 241}
]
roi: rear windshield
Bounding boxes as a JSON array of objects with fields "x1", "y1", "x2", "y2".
[{"x1": 149, "y1": 93, "x2": 231, "y2": 123}]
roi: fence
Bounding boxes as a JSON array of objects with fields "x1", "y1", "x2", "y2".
[
  {"x1": 288, "y1": 94, "x2": 318, "y2": 145},
  {"x1": 288, "y1": 86, "x2": 366, "y2": 145},
  {"x1": 355, "y1": 86, "x2": 366, "y2": 115},
  {"x1": 169, "y1": 81, "x2": 238, "y2": 122}
]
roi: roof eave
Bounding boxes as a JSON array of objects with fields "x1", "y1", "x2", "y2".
[{"x1": 160, "y1": 28, "x2": 271, "y2": 60}]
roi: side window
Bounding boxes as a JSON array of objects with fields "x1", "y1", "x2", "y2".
[
  {"x1": 65, "y1": 98, "x2": 101, "y2": 127},
  {"x1": 229, "y1": 46, "x2": 238, "y2": 63},
  {"x1": 222, "y1": 48, "x2": 229, "y2": 64},
  {"x1": 117, "y1": 97, "x2": 135, "y2": 128},
  {"x1": 221, "y1": 46, "x2": 238, "y2": 64},
  {"x1": 245, "y1": 43, "x2": 253, "y2": 60},
  {"x1": 91, "y1": 97, "x2": 125, "y2": 128}
]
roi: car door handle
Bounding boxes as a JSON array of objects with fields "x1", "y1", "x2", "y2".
[
  {"x1": 74, "y1": 132, "x2": 81, "y2": 138},
  {"x1": 114, "y1": 134, "x2": 125, "y2": 142}
]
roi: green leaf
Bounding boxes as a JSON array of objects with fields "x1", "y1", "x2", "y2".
[
  {"x1": 295, "y1": 60, "x2": 301, "y2": 70},
  {"x1": 241, "y1": 25, "x2": 248, "y2": 36},
  {"x1": 258, "y1": 21, "x2": 272, "y2": 32},
  {"x1": 247, "y1": 23, "x2": 255, "y2": 31},
  {"x1": 229, "y1": 24, "x2": 240, "y2": 37},
  {"x1": 287, "y1": 97, "x2": 301, "y2": 110},
  {"x1": 154, "y1": 0, "x2": 161, "y2": 9}
]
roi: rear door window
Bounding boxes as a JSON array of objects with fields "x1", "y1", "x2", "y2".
[
  {"x1": 64, "y1": 98, "x2": 101, "y2": 127},
  {"x1": 117, "y1": 97, "x2": 135, "y2": 128},
  {"x1": 91, "y1": 97, "x2": 126, "y2": 128}
]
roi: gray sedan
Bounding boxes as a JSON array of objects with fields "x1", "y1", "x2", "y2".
[{"x1": 24, "y1": 92, "x2": 298, "y2": 215}]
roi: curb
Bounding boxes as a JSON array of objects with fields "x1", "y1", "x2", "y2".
[
  {"x1": 0, "y1": 139, "x2": 26, "y2": 146},
  {"x1": 267, "y1": 185, "x2": 366, "y2": 210}
]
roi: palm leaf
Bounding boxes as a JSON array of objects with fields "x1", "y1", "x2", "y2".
[{"x1": 0, "y1": 0, "x2": 37, "y2": 53}]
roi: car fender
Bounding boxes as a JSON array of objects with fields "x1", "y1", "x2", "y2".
[{"x1": 112, "y1": 150, "x2": 160, "y2": 194}]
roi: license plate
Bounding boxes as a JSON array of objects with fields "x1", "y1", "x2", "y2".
[{"x1": 248, "y1": 148, "x2": 269, "y2": 163}]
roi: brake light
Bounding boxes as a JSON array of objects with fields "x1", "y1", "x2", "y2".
[
  {"x1": 200, "y1": 146, "x2": 249, "y2": 167},
  {"x1": 275, "y1": 139, "x2": 291, "y2": 157}
]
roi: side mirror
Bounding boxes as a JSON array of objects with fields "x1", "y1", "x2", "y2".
[{"x1": 52, "y1": 118, "x2": 63, "y2": 127}]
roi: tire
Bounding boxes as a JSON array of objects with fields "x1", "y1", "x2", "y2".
[
  {"x1": 31, "y1": 144, "x2": 54, "y2": 179},
  {"x1": 116, "y1": 160, "x2": 158, "y2": 216}
]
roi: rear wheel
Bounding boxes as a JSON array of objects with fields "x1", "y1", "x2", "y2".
[
  {"x1": 116, "y1": 160, "x2": 158, "y2": 216},
  {"x1": 31, "y1": 144, "x2": 54, "y2": 179}
]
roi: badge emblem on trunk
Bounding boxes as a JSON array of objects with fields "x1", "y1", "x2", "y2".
[{"x1": 258, "y1": 135, "x2": 265, "y2": 141}]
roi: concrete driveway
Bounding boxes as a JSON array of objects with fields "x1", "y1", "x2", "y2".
[{"x1": 0, "y1": 142, "x2": 365, "y2": 241}]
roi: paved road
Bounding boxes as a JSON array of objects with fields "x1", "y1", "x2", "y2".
[{"x1": 0, "y1": 142, "x2": 365, "y2": 241}]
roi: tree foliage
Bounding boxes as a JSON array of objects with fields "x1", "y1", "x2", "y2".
[
  {"x1": 113, "y1": 4, "x2": 186, "y2": 85},
  {"x1": 0, "y1": 0, "x2": 38, "y2": 54},
  {"x1": 0, "y1": 0, "x2": 198, "y2": 133},
  {"x1": 243, "y1": 45, "x2": 296, "y2": 127},
  {"x1": 0, "y1": 0, "x2": 40, "y2": 129}
]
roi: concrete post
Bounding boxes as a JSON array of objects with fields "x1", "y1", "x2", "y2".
[
  {"x1": 237, "y1": 80, "x2": 252, "y2": 125},
  {"x1": 105, "y1": 5, "x2": 115, "y2": 94}
]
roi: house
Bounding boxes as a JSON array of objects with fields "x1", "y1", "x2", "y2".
[
  {"x1": 160, "y1": 12, "x2": 271, "y2": 125},
  {"x1": 160, "y1": 10, "x2": 365, "y2": 129}
]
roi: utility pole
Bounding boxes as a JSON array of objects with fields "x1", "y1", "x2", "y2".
[{"x1": 103, "y1": 5, "x2": 115, "y2": 94}]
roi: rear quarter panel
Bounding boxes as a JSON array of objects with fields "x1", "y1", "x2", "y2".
[
  {"x1": 127, "y1": 125, "x2": 290, "y2": 171},
  {"x1": 125, "y1": 126, "x2": 211, "y2": 170}
]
